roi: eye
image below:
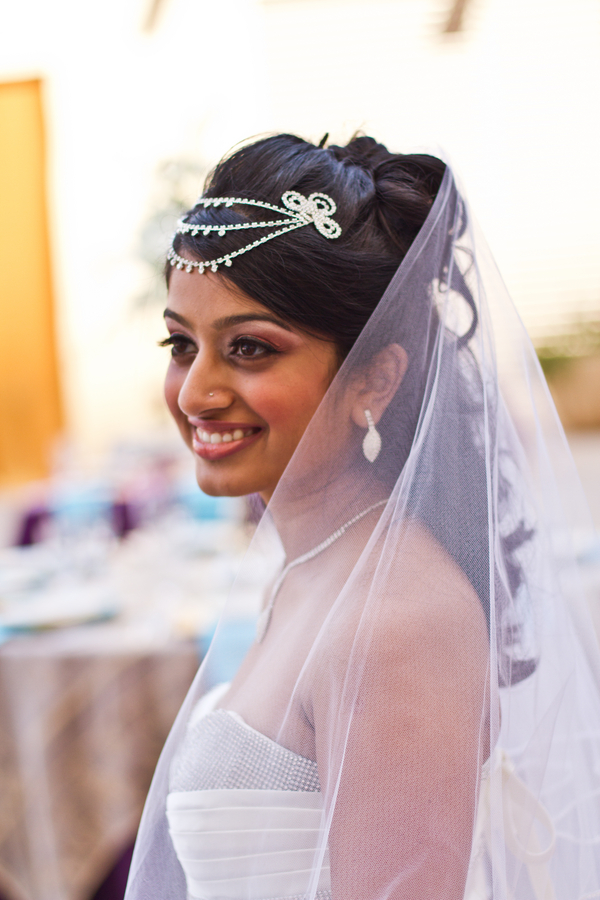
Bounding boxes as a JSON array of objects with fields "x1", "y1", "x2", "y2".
[
  {"x1": 158, "y1": 333, "x2": 197, "y2": 357},
  {"x1": 230, "y1": 337, "x2": 278, "y2": 359}
]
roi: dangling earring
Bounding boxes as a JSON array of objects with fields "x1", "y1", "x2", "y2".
[{"x1": 362, "y1": 409, "x2": 381, "y2": 462}]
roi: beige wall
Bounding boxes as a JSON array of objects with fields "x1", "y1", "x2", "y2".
[
  {"x1": 0, "y1": 0, "x2": 598, "y2": 456},
  {"x1": 0, "y1": 79, "x2": 63, "y2": 484}
]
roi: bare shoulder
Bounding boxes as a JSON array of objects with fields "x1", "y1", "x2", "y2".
[
  {"x1": 382, "y1": 519, "x2": 488, "y2": 637},
  {"x1": 308, "y1": 519, "x2": 489, "y2": 700}
]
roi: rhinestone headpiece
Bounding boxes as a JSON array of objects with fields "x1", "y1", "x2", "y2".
[{"x1": 167, "y1": 191, "x2": 342, "y2": 274}]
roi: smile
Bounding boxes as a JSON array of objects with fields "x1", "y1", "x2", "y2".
[
  {"x1": 191, "y1": 424, "x2": 263, "y2": 461},
  {"x1": 197, "y1": 427, "x2": 255, "y2": 444}
]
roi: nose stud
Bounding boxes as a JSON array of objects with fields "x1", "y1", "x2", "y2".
[{"x1": 209, "y1": 392, "x2": 214, "y2": 397}]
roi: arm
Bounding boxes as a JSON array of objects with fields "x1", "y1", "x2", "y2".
[{"x1": 312, "y1": 533, "x2": 490, "y2": 900}]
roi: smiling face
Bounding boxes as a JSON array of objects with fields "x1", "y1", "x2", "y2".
[{"x1": 163, "y1": 269, "x2": 341, "y2": 503}]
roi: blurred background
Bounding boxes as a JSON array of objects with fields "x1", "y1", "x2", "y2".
[{"x1": 0, "y1": 0, "x2": 599, "y2": 898}]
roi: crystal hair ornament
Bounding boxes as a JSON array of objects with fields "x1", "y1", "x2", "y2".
[{"x1": 167, "y1": 191, "x2": 341, "y2": 274}]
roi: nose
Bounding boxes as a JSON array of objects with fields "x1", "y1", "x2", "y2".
[{"x1": 177, "y1": 353, "x2": 232, "y2": 418}]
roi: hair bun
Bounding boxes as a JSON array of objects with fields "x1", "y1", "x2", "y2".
[{"x1": 328, "y1": 135, "x2": 392, "y2": 172}]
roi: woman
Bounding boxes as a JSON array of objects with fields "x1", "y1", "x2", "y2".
[{"x1": 126, "y1": 135, "x2": 600, "y2": 900}]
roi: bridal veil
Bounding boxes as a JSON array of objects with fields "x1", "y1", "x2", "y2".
[{"x1": 125, "y1": 161, "x2": 600, "y2": 900}]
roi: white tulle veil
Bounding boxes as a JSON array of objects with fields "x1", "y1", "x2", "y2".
[{"x1": 125, "y1": 163, "x2": 600, "y2": 900}]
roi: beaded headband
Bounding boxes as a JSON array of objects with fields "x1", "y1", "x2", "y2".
[{"x1": 167, "y1": 190, "x2": 342, "y2": 274}]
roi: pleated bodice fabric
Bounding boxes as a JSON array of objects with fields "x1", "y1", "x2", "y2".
[{"x1": 167, "y1": 701, "x2": 331, "y2": 900}]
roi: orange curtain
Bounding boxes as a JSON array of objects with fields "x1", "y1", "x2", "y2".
[{"x1": 0, "y1": 79, "x2": 63, "y2": 486}]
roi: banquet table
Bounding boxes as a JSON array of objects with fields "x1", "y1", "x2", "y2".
[{"x1": 0, "y1": 623, "x2": 198, "y2": 900}]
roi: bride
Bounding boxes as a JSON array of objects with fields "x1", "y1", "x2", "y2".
[{"x1": 126, "y1": 134, "x2": 600, "y2": 900}]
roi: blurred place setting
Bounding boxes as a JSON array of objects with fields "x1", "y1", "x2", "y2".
[
  {"x1": 0, "y1": 439, "x2": 262, "y2": 644},
  {"x1": 0, "y1": 436, "x2": 270, "y2": 900},
  {"x1": 1, "y1": 0, "x2": 599, "y2": 898}
]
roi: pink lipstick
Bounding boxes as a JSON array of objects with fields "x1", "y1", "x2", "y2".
[{"x1": 189, "y1": 420, "x2": 263, "y2": 461}]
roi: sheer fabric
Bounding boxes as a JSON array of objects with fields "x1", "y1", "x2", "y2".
[{"x1": 125, "y1": 167, "x2": 600, "y2": 900}]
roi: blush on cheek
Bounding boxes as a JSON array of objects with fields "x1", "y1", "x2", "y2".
[
  {"x1": 246, "y1": 380, "x2": 327, "y2": 436},
  {"x1": 244, "y1": 386, "x2": 294, "y2": 429}
]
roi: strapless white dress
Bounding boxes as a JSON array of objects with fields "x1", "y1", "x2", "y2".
[
  {"x1": 167, "y1": 685, "x2": 331, "y2": 900},
  {"x1": 167, "y1": 686, "x2": 556, "y2": 900}
]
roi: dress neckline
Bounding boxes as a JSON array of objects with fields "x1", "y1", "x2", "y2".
[{"x1": 191, "y1": 681, "x2": 310, "y2": 759}]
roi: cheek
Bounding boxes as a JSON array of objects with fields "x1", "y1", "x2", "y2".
[
  {"x1": 164, "y1": 364, "x2": 186, "y2": 426},
  {"x1": 248, "y1": 371, "x2": 331, "y2": 437}
]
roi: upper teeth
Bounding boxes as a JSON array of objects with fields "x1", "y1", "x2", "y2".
[{"x1": 197, "y1": 428, "x2": 254, "y2": 444}]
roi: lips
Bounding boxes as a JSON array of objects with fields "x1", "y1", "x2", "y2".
[{"x1": 189, "y1": 421, "x2": 263, "y2": 461}]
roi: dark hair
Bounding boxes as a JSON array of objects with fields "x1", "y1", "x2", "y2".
[
  {"x1": 168, "y1": 133, "x2": 446, "y2": 357},
  {"x1": 169, "y1": 134, "x2": 534, "y2": 682}
]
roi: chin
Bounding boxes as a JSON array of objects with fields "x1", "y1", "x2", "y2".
[{"x1": 193, "y1": 460, "x2": 269, "y2": 499}]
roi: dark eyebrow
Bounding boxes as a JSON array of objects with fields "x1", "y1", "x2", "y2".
[
  {"x1": 212, "y1": 314, "x2": 293, "y2": 332},
  {"x1": 163, "y1": 309, "x2": 293, "y2": 332},
  {"x1": 163, "y1": 309, "x2": 192, "y2": 327}
]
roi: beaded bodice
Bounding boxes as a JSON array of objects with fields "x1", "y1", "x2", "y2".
[{"x1": 170, "y1": 708, "x2": 320, "y2": 793}]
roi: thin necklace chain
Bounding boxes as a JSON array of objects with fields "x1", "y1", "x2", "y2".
[{"x1": 255, "y1": 498, "x2": 387, "y2": 642}]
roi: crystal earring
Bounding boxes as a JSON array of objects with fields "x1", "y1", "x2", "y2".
[{"x1": 362, "y1": 409, "x2": 382, "y2": 463}]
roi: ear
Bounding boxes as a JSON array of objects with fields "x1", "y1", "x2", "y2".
[{"x1": 350, "y1": 344, "x2": 408, "y2": 428}]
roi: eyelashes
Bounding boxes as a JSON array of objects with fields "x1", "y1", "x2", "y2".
[
  {"x1": 158, "y1": 333, "x2": 280, "y2": 360},
  {"x1": 158, "y1": 334, "x2": 196, "y2": 357},
  {"x1": 231, "y1": 337, "x2": 279, "y2": 359}
]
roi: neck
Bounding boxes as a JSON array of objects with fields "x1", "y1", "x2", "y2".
[{"x1": 264, "y1": 465, "x2": 389, "y2": 561}]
